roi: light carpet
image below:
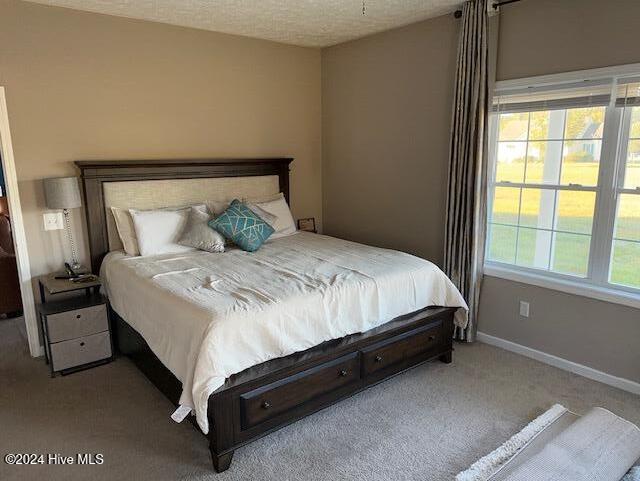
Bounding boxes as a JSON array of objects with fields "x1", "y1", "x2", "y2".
[{"x1": 1, "y1": 316, "x2": 638, "y2": 481}]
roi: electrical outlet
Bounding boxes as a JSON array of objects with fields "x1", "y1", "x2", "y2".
[
  {"x1": 43, "y1": 212, "x2": 64, "y2": 231},
  {"x1": 519, "y1": 301, "x2": 530, "y2": 318}
]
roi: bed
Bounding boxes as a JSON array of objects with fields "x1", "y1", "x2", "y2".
[{"x1": 76, "y1": 158, "x2": 468, "y2": 472}]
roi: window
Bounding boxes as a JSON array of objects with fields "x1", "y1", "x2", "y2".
[
  {"x1": 610, "y1": 89, "x2": 640, "y2": 290},
  {"x1": 486, "y1": 75, "x2": 640, "y2": 297}
]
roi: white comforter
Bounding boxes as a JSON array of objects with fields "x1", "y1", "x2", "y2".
[{"x1": 102, "y1": 232, "x2": 468, "y2": 433}]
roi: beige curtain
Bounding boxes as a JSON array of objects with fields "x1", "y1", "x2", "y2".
[{"x1": 444, "y1": 0, "x2": 489, "y2": 342}]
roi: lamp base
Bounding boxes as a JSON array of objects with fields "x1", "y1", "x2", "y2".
[
  {"x1": 70, "y1": 262, "x2": 84, "y2": 272},
  {"x1": 60, "y1": 264, "x2": 89, "y2": 278}
]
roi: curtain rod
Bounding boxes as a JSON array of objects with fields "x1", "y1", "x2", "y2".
[{"x1": 454, "y1": 0, "x2": 521, "y2": 18}]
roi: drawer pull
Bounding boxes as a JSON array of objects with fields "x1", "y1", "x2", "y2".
[
  {"x1": 374, "y1": 355, "x2": 383, "y2": 363},
  {"x1": 428, "y1": 335, "x2": 436, "y2": 341},
  {"x1": 76, "y1": 314, "x2": 82, "y2": 319},
  {"x1": 79, "y1": 342, "x2": 85, "y2": 347},
  {"x1": 339, "y1": 369, "x2": 348, "y2": 377},
  {"x1": 261, "y1": 401, "x2": 271, "y2": 410}
]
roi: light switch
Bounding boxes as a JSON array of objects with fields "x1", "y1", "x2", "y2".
[
  {"x1": 43, "y1": 212, "x2": 64, "y2": 231},
  {"x1": 519, "y1": 301, "x2": 530, "y2": 318}
]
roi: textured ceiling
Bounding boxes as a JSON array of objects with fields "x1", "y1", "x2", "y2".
[{"x1": 25, "y1": 0, "x2": 463, "y2": 47}]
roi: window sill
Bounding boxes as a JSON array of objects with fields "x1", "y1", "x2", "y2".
[{"x1": 483, "y1": 264, "x2": 640, "y2": 310}]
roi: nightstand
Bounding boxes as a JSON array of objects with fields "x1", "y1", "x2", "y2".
[
  {"x1": 37, "y1": 272, "x2": 102, "y2": 303},
  {"x1": 36, "y1": 274, "x2": 113, "y2": 377}
]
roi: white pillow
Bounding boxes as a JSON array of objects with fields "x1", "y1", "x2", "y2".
[
  {"x1": 112, "y1": 204, "x2": 206, "y2": 256},
  {"x1": 247, "y1": 193, "x2": 297, "y2": 239},
  {"x1": 246, "y1": 203, "x2": 278, "y2": 227},
  {"x1": 111, "y1": 206, "x2": 140, "y2": 256},
  {"x1": 129, "y1": 206, "x2": 196, "y2": 257}
]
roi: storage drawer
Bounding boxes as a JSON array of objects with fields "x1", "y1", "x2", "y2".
[
  {"x1": 361, "y1": 322, "x2": 442, "y2": 378},
  {"x1": 50, "y1": 331, "x2": 112, "y2": 372},
  {"x1": 47, "y1": 304, "x2": 108, "y2": 343},
  {"x1": 240, "y1": 352, "x2": 360, "y2": 429}
]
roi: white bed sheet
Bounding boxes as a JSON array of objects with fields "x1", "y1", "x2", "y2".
[{"x1": 101, "y1": 232, "x2": 467, "y2": 433}]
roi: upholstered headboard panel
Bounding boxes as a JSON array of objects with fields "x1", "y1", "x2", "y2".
[
  {"x1": 75, "y1": 158, "x2": 292, "y2": 273},
  {"x1": 103, "y1": 176, "x2": 279, "y2": 251}
]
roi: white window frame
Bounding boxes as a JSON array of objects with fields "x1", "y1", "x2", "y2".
[{"x1": 485, "y1": 64, "x2": 640, "y2": 309}]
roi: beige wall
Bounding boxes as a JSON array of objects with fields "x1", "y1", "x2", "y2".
[
  {"x1": 479, "y1": 277, "x2": 640, "y2": 383},
  {"x1": 322, "y1": 0, "x2": 640, "y2": 383},
  {"x1": 321, "y1": 16, "x2": 458, "y2": 263},
  {"x1": 497, "y1": 0, "x2": 640, "y2": 80},
  {"x1": 0, "y1": 0, "x2": 321, "y2": 282}
]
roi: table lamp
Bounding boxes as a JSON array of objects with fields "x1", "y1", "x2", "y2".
[{"x1": 43, "y1": 176, "x2": 82, "y2": 271}]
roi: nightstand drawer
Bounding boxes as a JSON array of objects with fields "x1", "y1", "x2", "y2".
[
  {"x1": 47, "y1": 304, "x2": 108, "y2": 342},
  {"x1": 49, "y1": 331, "x2": 112, "y2": 371}
]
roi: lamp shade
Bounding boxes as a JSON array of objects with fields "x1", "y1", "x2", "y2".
[{"x1": 43, "y1": 177, "x2": 82, "y2": 209}]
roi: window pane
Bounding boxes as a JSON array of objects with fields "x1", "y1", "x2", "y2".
[
  {"x1": 531, "y1": 109, "x2": 566, "y2": 141},
  {"x1": 525, "y1": 140, "x2": 562, "y2": 184},
  {"x1": 624, "y1": 139, "x2": 640, "y2": 189},
  {"x1": 496, "y1": 142, "x2": 526, "y2": 182},
  {"x1": 529, "y1": 111, "x2": 553, "y2": 140},
  {"x1": 630, "y1": 107, "x2": 640, "y2": 138},
  {"x1": 609, "y1": 240, "x2": 640, "y2": 289},
  {"x1": 560, "y1": 140, "x2": 601, "y2": 185},
  {"x1": 498, "y1": 112, "x2": 528, "y2": 141},
  {"x1": 564, "y1": 107, "x2": 605, "y2": 139},
  {"x1": 491, "y1": 186, "x2": 520, "y2": 225},
  {"x1": 519, "y1": 188, "x2": 555, "y2": 229},
  {"x1": 555, "y1": 191, "x2": 596, "y2": 234},
  {"x1": 551, "y1": 232, "x2": 590, "y2": 277},
  {"x1": 487, "y1": 224, "x2": 517, "y2": 263},
  {"x1": 516, "y1": 228, "x2": 551, "y2": 269},
  {"x1": 614, "y1": 194, "x2": 640, "y2": 242}
]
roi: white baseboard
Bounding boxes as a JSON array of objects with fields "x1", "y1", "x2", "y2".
[{"x1": 476, "y1": 331, "x2": 640, "y2": 396}]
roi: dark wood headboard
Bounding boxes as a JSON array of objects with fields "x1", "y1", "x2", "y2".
[{"x1": 75, "y1": 158, "x2": 293, "y2": 273}]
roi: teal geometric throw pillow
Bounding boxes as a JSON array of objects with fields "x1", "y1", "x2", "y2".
[{"x1": 208, "y1": 199, "x2": 274, "y2": 252}]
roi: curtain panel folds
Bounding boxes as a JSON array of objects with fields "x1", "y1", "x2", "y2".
[{"x1": 444, "y1": 0, "x2": 489, "y2": 342}]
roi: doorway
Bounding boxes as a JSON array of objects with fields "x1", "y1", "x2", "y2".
[
  {"x1": 0, "y1": 151, "x2": 23, "y2": 319},
  {"x1": 0, "y1": 86, "x2": 39, "y2": 357}
]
